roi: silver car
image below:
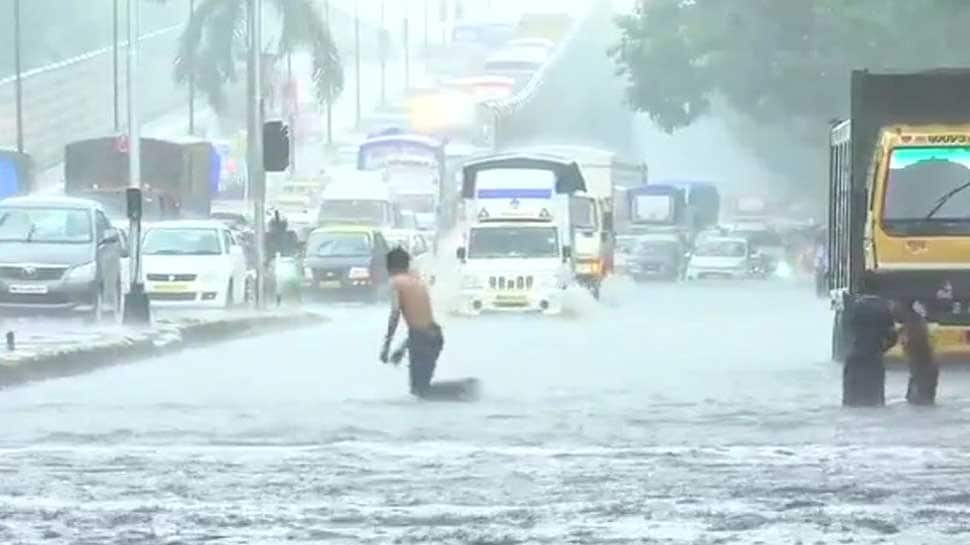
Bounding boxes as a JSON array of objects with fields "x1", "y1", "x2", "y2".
[{"x1": 0, "y1": 196, "x2": 126, "y2": 320}]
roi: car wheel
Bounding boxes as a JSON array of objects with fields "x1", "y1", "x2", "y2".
[
  {"x1": 224, "y1": 280, "x2": 235, "y2": 309},
  {"x1": 88, "y1": 287, "x2": 104, "y2": 323},
  {"x1": 113, "y1": 279, "x2": 123, "y2": 318}
]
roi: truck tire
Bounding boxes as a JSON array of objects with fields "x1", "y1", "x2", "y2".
[{"x1": 832, "y1": 309, "x2": 848, "y2": 363}]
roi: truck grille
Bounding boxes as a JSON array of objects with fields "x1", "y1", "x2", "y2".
[
  {"x1": 0, "y1": 266, "x2": 67, "y2": 281},
  {"x1": 146, "y1": 273, "x2": 197, "y2": 282},
  {"x1": 148, "y1": 292, "x2": 197, "y2": 302},
  {"x1": 489, "y1": 275, "x2": 534, "y2": 290}
]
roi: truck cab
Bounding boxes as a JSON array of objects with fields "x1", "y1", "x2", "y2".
[{"x1": 455, "y1": 154, "x2": 584, "y2": 315}]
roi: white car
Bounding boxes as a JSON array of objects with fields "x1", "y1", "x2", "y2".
[
  {"x1": 141, "y1": 220, "x2": 250, "y2": 307},
  {"x1": 685, "y1": 237, "x2": 754, "y2": 280}
]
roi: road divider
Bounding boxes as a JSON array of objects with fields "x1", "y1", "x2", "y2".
[{"x1": 0, "y1": 311, "x2": 326, "y2": 389}]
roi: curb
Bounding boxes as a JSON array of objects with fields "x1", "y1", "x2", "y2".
[{"x1": 0, "y1": 311, "x2": 326, "y2": 389}]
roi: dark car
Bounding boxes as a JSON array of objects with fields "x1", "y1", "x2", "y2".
[
  {"x1": 302, "y1": 226, "x2": 390, "y2": 300},
  {"x1": 0, "y1": 195, "x2": 126, "y2": 320},
  {"x1": 628, "y1": 235, "x2": 685, "y2": 281}
]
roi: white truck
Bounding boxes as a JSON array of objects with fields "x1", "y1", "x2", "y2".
[
  {"x1": 518, "y1": 145, "x2": 647, "y2": 298},
  {"x1": 454, "y1": 154, "x2": 584, "y2": 315}
]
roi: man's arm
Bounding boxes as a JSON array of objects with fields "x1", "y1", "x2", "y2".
[{"x1": 380, "y1": 286, "x2": 401, "y2": 362}]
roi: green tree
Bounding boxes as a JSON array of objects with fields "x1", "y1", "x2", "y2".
[
  {"x1": 174, "y1": 0, "x2": 343, "y2": 112},
  {"x1": 611, "y1": 0, "x2": 970, "y2": 133}
]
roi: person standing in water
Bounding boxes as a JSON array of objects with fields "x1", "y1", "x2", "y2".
[
  {"x1": 894, "y1": 299, "x2": 938, "y2": 405},
  {"x1": 380, "y1": 247, "x2": 444, "y2": 397}
]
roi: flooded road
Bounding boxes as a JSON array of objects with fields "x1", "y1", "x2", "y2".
[{"x1": 2, "y1": 280, "x2": 970, "y2": 544}]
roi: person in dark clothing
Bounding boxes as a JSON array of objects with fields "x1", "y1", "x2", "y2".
[
  {"x1": 842, "y1": 295, "x2": 898, "y2": 407},
  {"x1": 893, "y1": 300, "x2": 938, "y2": 405},
  {"x1": 380, "y1": 247, "x2": 444, "y2": 397}
]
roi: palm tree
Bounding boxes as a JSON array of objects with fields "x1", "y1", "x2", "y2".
[{"x1": 174, "y1": 0, "x2": 343, "y2": 113}]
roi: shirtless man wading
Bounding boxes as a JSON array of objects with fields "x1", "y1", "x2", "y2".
[{"x1": 379, "y1": 247, "x2": 444, "y2": 397}]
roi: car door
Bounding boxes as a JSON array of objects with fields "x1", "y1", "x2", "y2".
[
  {"x1": 94, "y1": 210, "x2": 120, "y2": 303},
  {"x1": 222, "y1": 229, "x2": 244, "y2": 302}
]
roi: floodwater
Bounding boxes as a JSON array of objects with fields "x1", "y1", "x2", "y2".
[{"x1": 2, "y1": 279, "x2": 970, "y2": 544}]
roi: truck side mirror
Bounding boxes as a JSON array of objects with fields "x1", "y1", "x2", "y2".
[{"x1": 456, "y1": 247, "x2": 466, "y2": 261}]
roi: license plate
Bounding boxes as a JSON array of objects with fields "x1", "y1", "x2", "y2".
[
  {"x1": 151, "y1": 282, "x2": 192, "y2": 293},
  {"x1": 9, "y1": 284, "x2": 48, "y2": 295},
  {"x1": 495, "y1": 294, "x2": 527, "y2": 302},
  {"x1": 318, "y1": 280, "x2": 341, "y2": 289}
]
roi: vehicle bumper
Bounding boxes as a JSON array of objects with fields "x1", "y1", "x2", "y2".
[
  {"x1": 628, "y1": 262, "x2": 678, "y2": 280},
  {"x1": 0, "y1": 279, "x2": 99, "y2": 314},
  {"x1": 886, "y1": 324, "x2": 970, "y2": 364},
  {"x1": 458, "y1": 288, "x2": 564, "y2": 315},
  {"x1": 303, "y1": 277, "x2": 376, "y2": 296},
  {"x1": 685, "y1": 268, "x2": 749, "y2": 280},
  {"x1": 145, "y1": 279, "x2": 227, "y2": 308}
]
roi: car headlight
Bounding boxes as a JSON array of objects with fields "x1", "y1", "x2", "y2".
[
  {"x1": 65, "y1": 261, "x2": 97, "y2": 283},
  {"x1": 462, "y1": 274, "x2": 482, "y2": 289},
  {"x1": 348, "y1": 267, "x2": 370, "y2": 280}
]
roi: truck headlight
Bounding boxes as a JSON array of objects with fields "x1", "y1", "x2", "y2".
[
  {"x1": 348, "y1": 267, "x2": 370, "y2": 280},
  {"x1": 462, "y1": 274, "x2": 482, "y2": 289},
  {"x1": 65, "y1": 261, "x2": 96, "y2": 283}
]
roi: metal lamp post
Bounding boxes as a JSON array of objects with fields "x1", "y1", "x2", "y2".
[
  {"x1": 246, "y1": 0, "x2": 267, "y2": 309},
  {"x1": 122, "y1": 0, "x2": 151, "y2": 324},
  {"x1": 13, "y1": 0, "x2": 24, "y2": 153}
]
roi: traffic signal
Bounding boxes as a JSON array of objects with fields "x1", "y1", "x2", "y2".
[{"x1": 263, "y1": 120, "x2": 290, "y2": 172}]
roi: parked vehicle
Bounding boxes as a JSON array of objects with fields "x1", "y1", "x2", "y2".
[
  {"x1": 0, "y1": 195, "x2": 125, "y2": 319},
  {"x1": 141, "y1": 220, "x2": 250, "y2": 308}
]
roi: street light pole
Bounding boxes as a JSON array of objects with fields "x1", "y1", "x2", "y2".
[
  {"x1": 403, "y1": 4, "x2": 410, "y2": 93},
  {"x1": 247, "y1": 0, "x2": 267, "y2": 308},
  {"x1": 13, "y1": 0, "x2": 23, "y2": 153},
  {"x1": 188, "y1": 0, "x2": 195, "y2": 135},
  {"x1": 324, "y1": 0, "x2": 333, "y2": 146},
  {"x1": 354, "y1": 1, "x2": 361, "y2": 128},
  {"x1": 113, "y1": 0, "x2": 120, "y2": 132},
  {"x1": 379, "y1": 0, "x2": 386, "y2": 107},
  {"x1": 123, "y1": 0, "x2": 150, "y2": 324}
]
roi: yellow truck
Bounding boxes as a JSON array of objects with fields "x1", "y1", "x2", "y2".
[{"x1": 829, "y1": 69, "x2": 970, "y2": 362}]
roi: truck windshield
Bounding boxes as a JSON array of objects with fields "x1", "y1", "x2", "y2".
[
  {"x1": 468, "y1": 226, "x2": 559, "y2": 259},
  {"x1": 884, "y1": 147, "x2": 970, "y2": 233},
  {"x1": 570, "y1": 197, "x2": 597, "y2": 230},
  {"x1": 318, "y1": 200, "x2": 389, "y2": 226},
  {"x1": 632, "y1": 194, "x2": 673, "y2": 223},
  {"x1": 0, "y1": 207, "x2": 92, "y2": 243}
]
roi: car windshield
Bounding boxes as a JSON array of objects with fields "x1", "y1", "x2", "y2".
[
  {"x1": 468, "y1": 226, "x2": 559, "y2": 259},
  {"x1": 884, "y1": 147, "x2": 970, "y2": 233},
  {"x1": 143, "y1": 228, "x2": 223, "y2": 255},
  {"x1": 0, "y1": 206, "x2": 92, "y2": 243},
  {"x1": 695, "y1": 240, "x2": 746, "y2": 257},
  {"x1": 307, "y1": 232, "x2": 371, "y2": 257},
  {"x1": 318, "y1": 200, "x2": 388, "y2": 226}
]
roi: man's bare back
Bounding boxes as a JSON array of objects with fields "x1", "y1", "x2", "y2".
[{"x1": 391, "y1": 272, "x2": 435, "y2": 331}]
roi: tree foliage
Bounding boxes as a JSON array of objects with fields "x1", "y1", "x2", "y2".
[
  {"x1": 611, "y1": 0, "x2": 970, "y2": 134},
  {"x1": 174, "y1": 0, "x2": 343, "y2": 113}
]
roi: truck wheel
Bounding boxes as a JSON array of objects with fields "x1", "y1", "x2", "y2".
[{"x1": 832, "y1": 309, "x2": 848, "y2": 363}]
